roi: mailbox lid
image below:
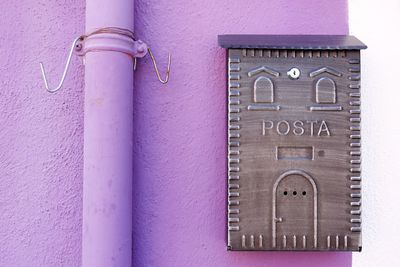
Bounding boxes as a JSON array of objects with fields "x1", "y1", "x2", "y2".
[{"x1": 218, "y1": 35, "x2": 367, "y2": 50}]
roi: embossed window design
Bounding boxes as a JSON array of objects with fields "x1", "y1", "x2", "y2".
[
  {"x1": 315, "y1": 77, "x2": 336, "y2": 104},
  {"x1": 254, "y1": 76, "x2": 274, "y2": 103},
  {"x1": 246, "y1": 66, "x2": 280, "y2": 111},
  {"x1": 309, "y1": 66, "x2": 343, "y2": 111}
]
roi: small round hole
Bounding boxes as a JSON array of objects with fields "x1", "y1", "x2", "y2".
[
  {"x1": 283, "y1": 191, "x2": 288, "y2": 196},
  {"x1": 293, "y1": 191, "x2": 297, "y2": 196},
  {"x1": 302, "y1": 191, "x2": 307, "y2": 196}
]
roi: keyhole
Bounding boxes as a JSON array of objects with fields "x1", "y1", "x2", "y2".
[{"x1": 287, "y1": 67, "x2": 300, "y2": 79}]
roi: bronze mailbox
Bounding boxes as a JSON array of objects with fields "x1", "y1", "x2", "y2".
[{"x1": 218, "y1": 35, "x2": 367, "y2": 251}]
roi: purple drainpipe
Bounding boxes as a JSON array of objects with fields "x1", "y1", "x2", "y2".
[{"x1": 82, "y1": 0, "x2": 134, "y2": 266}]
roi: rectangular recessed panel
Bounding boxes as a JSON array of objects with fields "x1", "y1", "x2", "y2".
[{"x1": 277, "y1": 146, "x2": 314, "y2": 160}]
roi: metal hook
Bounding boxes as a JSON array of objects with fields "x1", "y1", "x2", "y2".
[
  {"x1": 39, "y1": 36, "x2": 82, "y2": 93},
  {"x1": 147, "y1": 47, "x2": 171, "y2": 84}
]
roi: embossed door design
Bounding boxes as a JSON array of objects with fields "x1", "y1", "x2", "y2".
[{"x1": 272, "y1": 170, "x2": 318, "y2": 249}]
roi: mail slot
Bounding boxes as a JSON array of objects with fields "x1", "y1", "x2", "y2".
[{"x1": 218, "y1": 35, "x2": 367, "y2": 251}]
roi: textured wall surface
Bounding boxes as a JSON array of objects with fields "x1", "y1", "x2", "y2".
[
  {"x1": 0, "y1": 0, "x2": 350, "y2": 266},
  {"x1": 0, "y1": 1, "x2": 85, "y2": 266}
]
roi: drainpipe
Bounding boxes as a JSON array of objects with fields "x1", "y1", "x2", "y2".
[
  {"x1": 83, "y1": 0, "x2": 134, "y2": 266},
  {"x1": 40, "y1": 1, "x2": 169, "y2": 264}
]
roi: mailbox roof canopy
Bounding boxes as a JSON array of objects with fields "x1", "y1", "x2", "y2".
[{"x1": 218, "y1": 35, "x2": 367, "y2": 50}]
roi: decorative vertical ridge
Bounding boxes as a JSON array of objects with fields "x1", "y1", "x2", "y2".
[
  {"x1": 348, "y1": 57, "x2": 362, "y2": 234},
  {"x1": 242, "y1": 49, "x2": 348, "y2": 58},
  {"x1": 227, "y1": 55, "x2": 241, "y2": 236}
]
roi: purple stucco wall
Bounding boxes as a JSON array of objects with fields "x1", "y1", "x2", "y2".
[
  {"x1": 0, "y1": 0, "x2": 349, "y2": 266},
  {"x1": 0, "y1": 0, "x2": 84, "y2": 266}
]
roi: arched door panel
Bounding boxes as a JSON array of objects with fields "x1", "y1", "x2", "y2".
[{"x1": 272, "y1": 170, "x2": 318, "y2": 249}]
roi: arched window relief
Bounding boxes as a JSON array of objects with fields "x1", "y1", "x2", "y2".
[
  {"x1": 315, "y1": 77, "x2": 336, "y2": 104},
  {"x1": 254, "y1": 76, "x2": 274, "y2": 103}
]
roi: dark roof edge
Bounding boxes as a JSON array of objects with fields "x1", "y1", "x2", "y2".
[{"x1": 218, "y1": 35, "x2": 367, "y2": 50}]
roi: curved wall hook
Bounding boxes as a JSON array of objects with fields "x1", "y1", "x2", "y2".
[
  {"x1": 39, "y1": 36, "x2": 82, "y2": 93},
  {"x1": 147, "y1": 48, "x2": 171, "y2": 84},
  {"x1": 40, "y1": 30, "x2": 172, "y2": 93}
]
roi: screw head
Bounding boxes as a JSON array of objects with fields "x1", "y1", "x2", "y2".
[
  {"x1": 287, "y1": 67, "x2": 301, "y2": 79},
  {"x1": 75, "y1": 43, "x2": 83, "y2": 51}
]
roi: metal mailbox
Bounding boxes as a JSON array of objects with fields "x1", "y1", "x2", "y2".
[{"x1": 218, "y1": 35, "x2": 367, "y2": 251}]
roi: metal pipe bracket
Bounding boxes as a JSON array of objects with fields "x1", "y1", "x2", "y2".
[{"x1": 75, "y1": 33, "x2": 148, "y2": 59}]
